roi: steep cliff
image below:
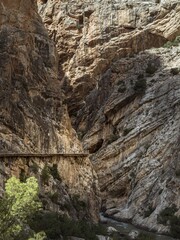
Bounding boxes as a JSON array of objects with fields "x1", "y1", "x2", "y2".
[
  {"x1": 0, "y1": 0, "x2": 99, "y2": 222},
  {"x1": 39, "y1": 0, "x2": 180, "y2": 233},
  {"x1": 0, "y1": 0, "x2": 81, "y2": 153}
]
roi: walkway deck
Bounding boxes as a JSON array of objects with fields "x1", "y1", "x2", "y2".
[{"x1": 0, "y1": 153, "x2": 89, "y2": 158}]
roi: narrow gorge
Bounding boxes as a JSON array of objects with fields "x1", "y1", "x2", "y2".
[{"x1": 0, "y1": 0, "x2": 180, "y2": 239}]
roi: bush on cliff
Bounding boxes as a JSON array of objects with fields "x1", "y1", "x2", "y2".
[
  {"x1": 29, "y1": 211, "x2": 107, "y2": 240},
  {"x1": 137, "y1": 232, "x2": 155, "y2": 240},
  {"x1": 157, "y1": 205, "x2": 180, "y2": 238},
  {"x1": 170, "y1": 215, "x2": 180, "y2": 238},
  {"x1": 0, "y1": 176, "x2": 44, "y2": 240},
  {"x1": 41, "y1": 164, "x2": 50, "y2": 185},
  {"x1": 163, "y1": 36, "x2": 180, "y2": 48},
  {"x1": 157, "y1": 204, "x2": 177, "y2": 225},
  {"x1": 134, "y1": 77, "x2": 147, "y2": 94}
]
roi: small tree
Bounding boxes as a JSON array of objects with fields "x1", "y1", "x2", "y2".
[
  {"x1": 28, "y1": 232, "x2": 47, "y2": 240},
  {"x1": 0, "y1": 176, "x2": 45, "y2": 240},
  {"x1": 134, "y1": 78, "x2": 147, "y2": 94}
]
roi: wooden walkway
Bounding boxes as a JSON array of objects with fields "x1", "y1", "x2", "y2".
[{"x1": 0, "y1": 153, "x2": 89, "y2": 158}]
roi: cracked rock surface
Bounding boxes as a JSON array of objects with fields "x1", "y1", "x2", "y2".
[{"x1": 39, "y1": 0, "x2": 180, "y2": 232}]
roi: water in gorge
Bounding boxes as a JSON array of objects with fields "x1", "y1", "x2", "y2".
[{"x1": 101, "y1": 214, "x2": 177, "y2": 240}]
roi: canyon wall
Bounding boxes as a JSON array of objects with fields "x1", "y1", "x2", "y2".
[
  {"x1": 0, "y1": 0, "x2": 81, "y2": 153},
  {"x1": 0, "y1": 0, "x2": 99, "y2": 221},
  {"x1": 39, "y1": 0, "x2": 180, "y2": 233}
]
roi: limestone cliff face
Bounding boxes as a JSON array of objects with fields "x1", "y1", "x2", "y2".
[
  {"x1": 87, "y1": 47, "x2": 180, "y2": 232},
  {"x1": 0, "y1": 0, "x2": 99, "y2": 222},
  {"x1": 0, "y1": 0, "x2": 81, "y2": 153},
  {"x1": 39, "y1": 0, "x2": 180, "y2": 233},
  {"x1": 38, "y1": 0, "x2": 180, "y2": 119}
]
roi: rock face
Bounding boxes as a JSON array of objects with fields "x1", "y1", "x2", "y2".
[
  {"x1": 0, "y1": 0, "x2": 81, "y2": 153},
  {"x1": 88, "y1": 47, "x2": 180, "y2": 232},
  {"x1": 38, "y1": 0, "x2": 180, "y2": 120},
  {"x1": 39, "y1": 0, "x2": 180, "y2": 233},
  {"x1": 0, "y1": 0, "x2": 99, "y2": 222},
  {"x1": 0, "y1": 155, "x2": 99, "y2": 221}
]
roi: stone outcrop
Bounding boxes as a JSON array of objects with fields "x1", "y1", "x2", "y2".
[
  {"x1": 39, "y1": 0, "x2": 180, "y2": 233},
  {"x1": 0, "y1": 0, "x2": 99, "y2": 222}
]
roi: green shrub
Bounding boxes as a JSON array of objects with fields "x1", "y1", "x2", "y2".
[
  {"x1": 144, "y1": 206, "x2": 155, "y2": 218},
  {"x1": 19, "y1": 169, "x2": 28, "y2": 183},
  {"x1": 71, "y1": 194, "x2": 87, "y2": 211},
  {"x1": 118, "y1": 86, "x2": 126, "y2": 93},
  {"x1": 29, "y1": 212, "x2": 107, "y2": 240},
  {"x1": 107, "y1": 134, "x2": 119, "y2": 144},
  {"x1": 111, "y1": 232, "x2": 121, "y2": 240},
  {"x1": 157, "y1": 210, "x2": 180, "y2": 238},
  {"x1": 137, "y1": 232, "x2": 155, "y2": 240},
  {"x1": 175, "y1": 169, "x2": 180, "y2": 177},
  {"x1": 137, "y1": 74, "x2": 144, "y2": 80},
  {"x1": 118, "y1": 81, "x2": 126, "y2": 93},
  {"x1": 123, "y1": 128, "x2": 133, "y2": 136},
  {"x1": 157, "y1": 204, "x2": 178, "y2": 225},
  {"x1": 31, "y1": 162, "x2": 39, "y2": 174},
  {"x1": 146, "y1": 63, "x2": 158, "y2": 75},
  {"x1": 170, "y1": 215, "x2": 180, "y2": 238},
  {"x1": 0, "y1": 176, "x2": 42, "y2": 240},
  {"x1": 49, "y1": 192, "x2": 59, "y2": 204},
  {"x1": 61, "y1": 202, "x2": 71, "y2": 211},
  {"x1": 41, "y1": 165, "x2": 50, "y2": 185},
  {"x1": 163, "y1": 41, "x2": 177, "y2": 48},
  {"x1": 129, "y1": 171, "x2": 136, "y2": 179},
  {"x1": 158, "y1": 189, "x2": 163, "y2": 195},
  {"x1": 163, "y1": 36, "x2": 180, "y2": 48},
  {"x1": 77, "y1": 131, "x2": 84, "y2": 140},
  {"x1": 49, "y1": 164, "x2": 61, "y2": 181},
  {"x1": 134, "y1": 78, "x2": 147, "y2": 94},
  {"x1": 170, "y1": 68, "x2": 179, "y2": 75}
]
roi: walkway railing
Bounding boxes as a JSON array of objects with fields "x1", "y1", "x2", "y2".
[{"x1": 0, "y1": 152, "x2": 89, "y2": 158}]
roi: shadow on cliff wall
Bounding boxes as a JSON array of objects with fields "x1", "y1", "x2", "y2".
[{"x1": 61, "y1": 46, "x2": 179, "y2": 148}]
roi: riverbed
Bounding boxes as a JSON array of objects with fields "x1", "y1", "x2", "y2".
[{"x1": 101, "y1": 214, "x2": 177, "y2": 240}]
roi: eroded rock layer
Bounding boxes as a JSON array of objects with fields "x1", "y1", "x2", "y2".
[{"x1": 39, "y1": 0, "x2": 180, "y2": 233}]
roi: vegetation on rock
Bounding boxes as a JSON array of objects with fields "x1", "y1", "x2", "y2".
[
  {"x1": 41, "y1": 164, "x2": 50, "y2": 185},
  {"x1": 0, "y1": 176, "x2": 44, "y2": 240},
  {"x1": 170, "y1": 68, "x2": 179, "y2": 75},
  {"x1": 144, "y1": 206, "x2": 155, "y2": 218},
  {"x1": 29, "y1": 212, "x2": 107, "y2": 240},
  {"x1": 41, "y1": 164, "x2": 61, "y2": 185},
  {"x1": 163, "y1": 36, "x2": 180, "y2": 48},
  {"x1": 134, "y1": 78, "x2": 147, "y2": 94},
  {"x1": 157, "y1": 205, "x2": 180, "y2": 238},
  {"x1": 137, "y1": 232, "x2": 155, "y2": 240}
]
